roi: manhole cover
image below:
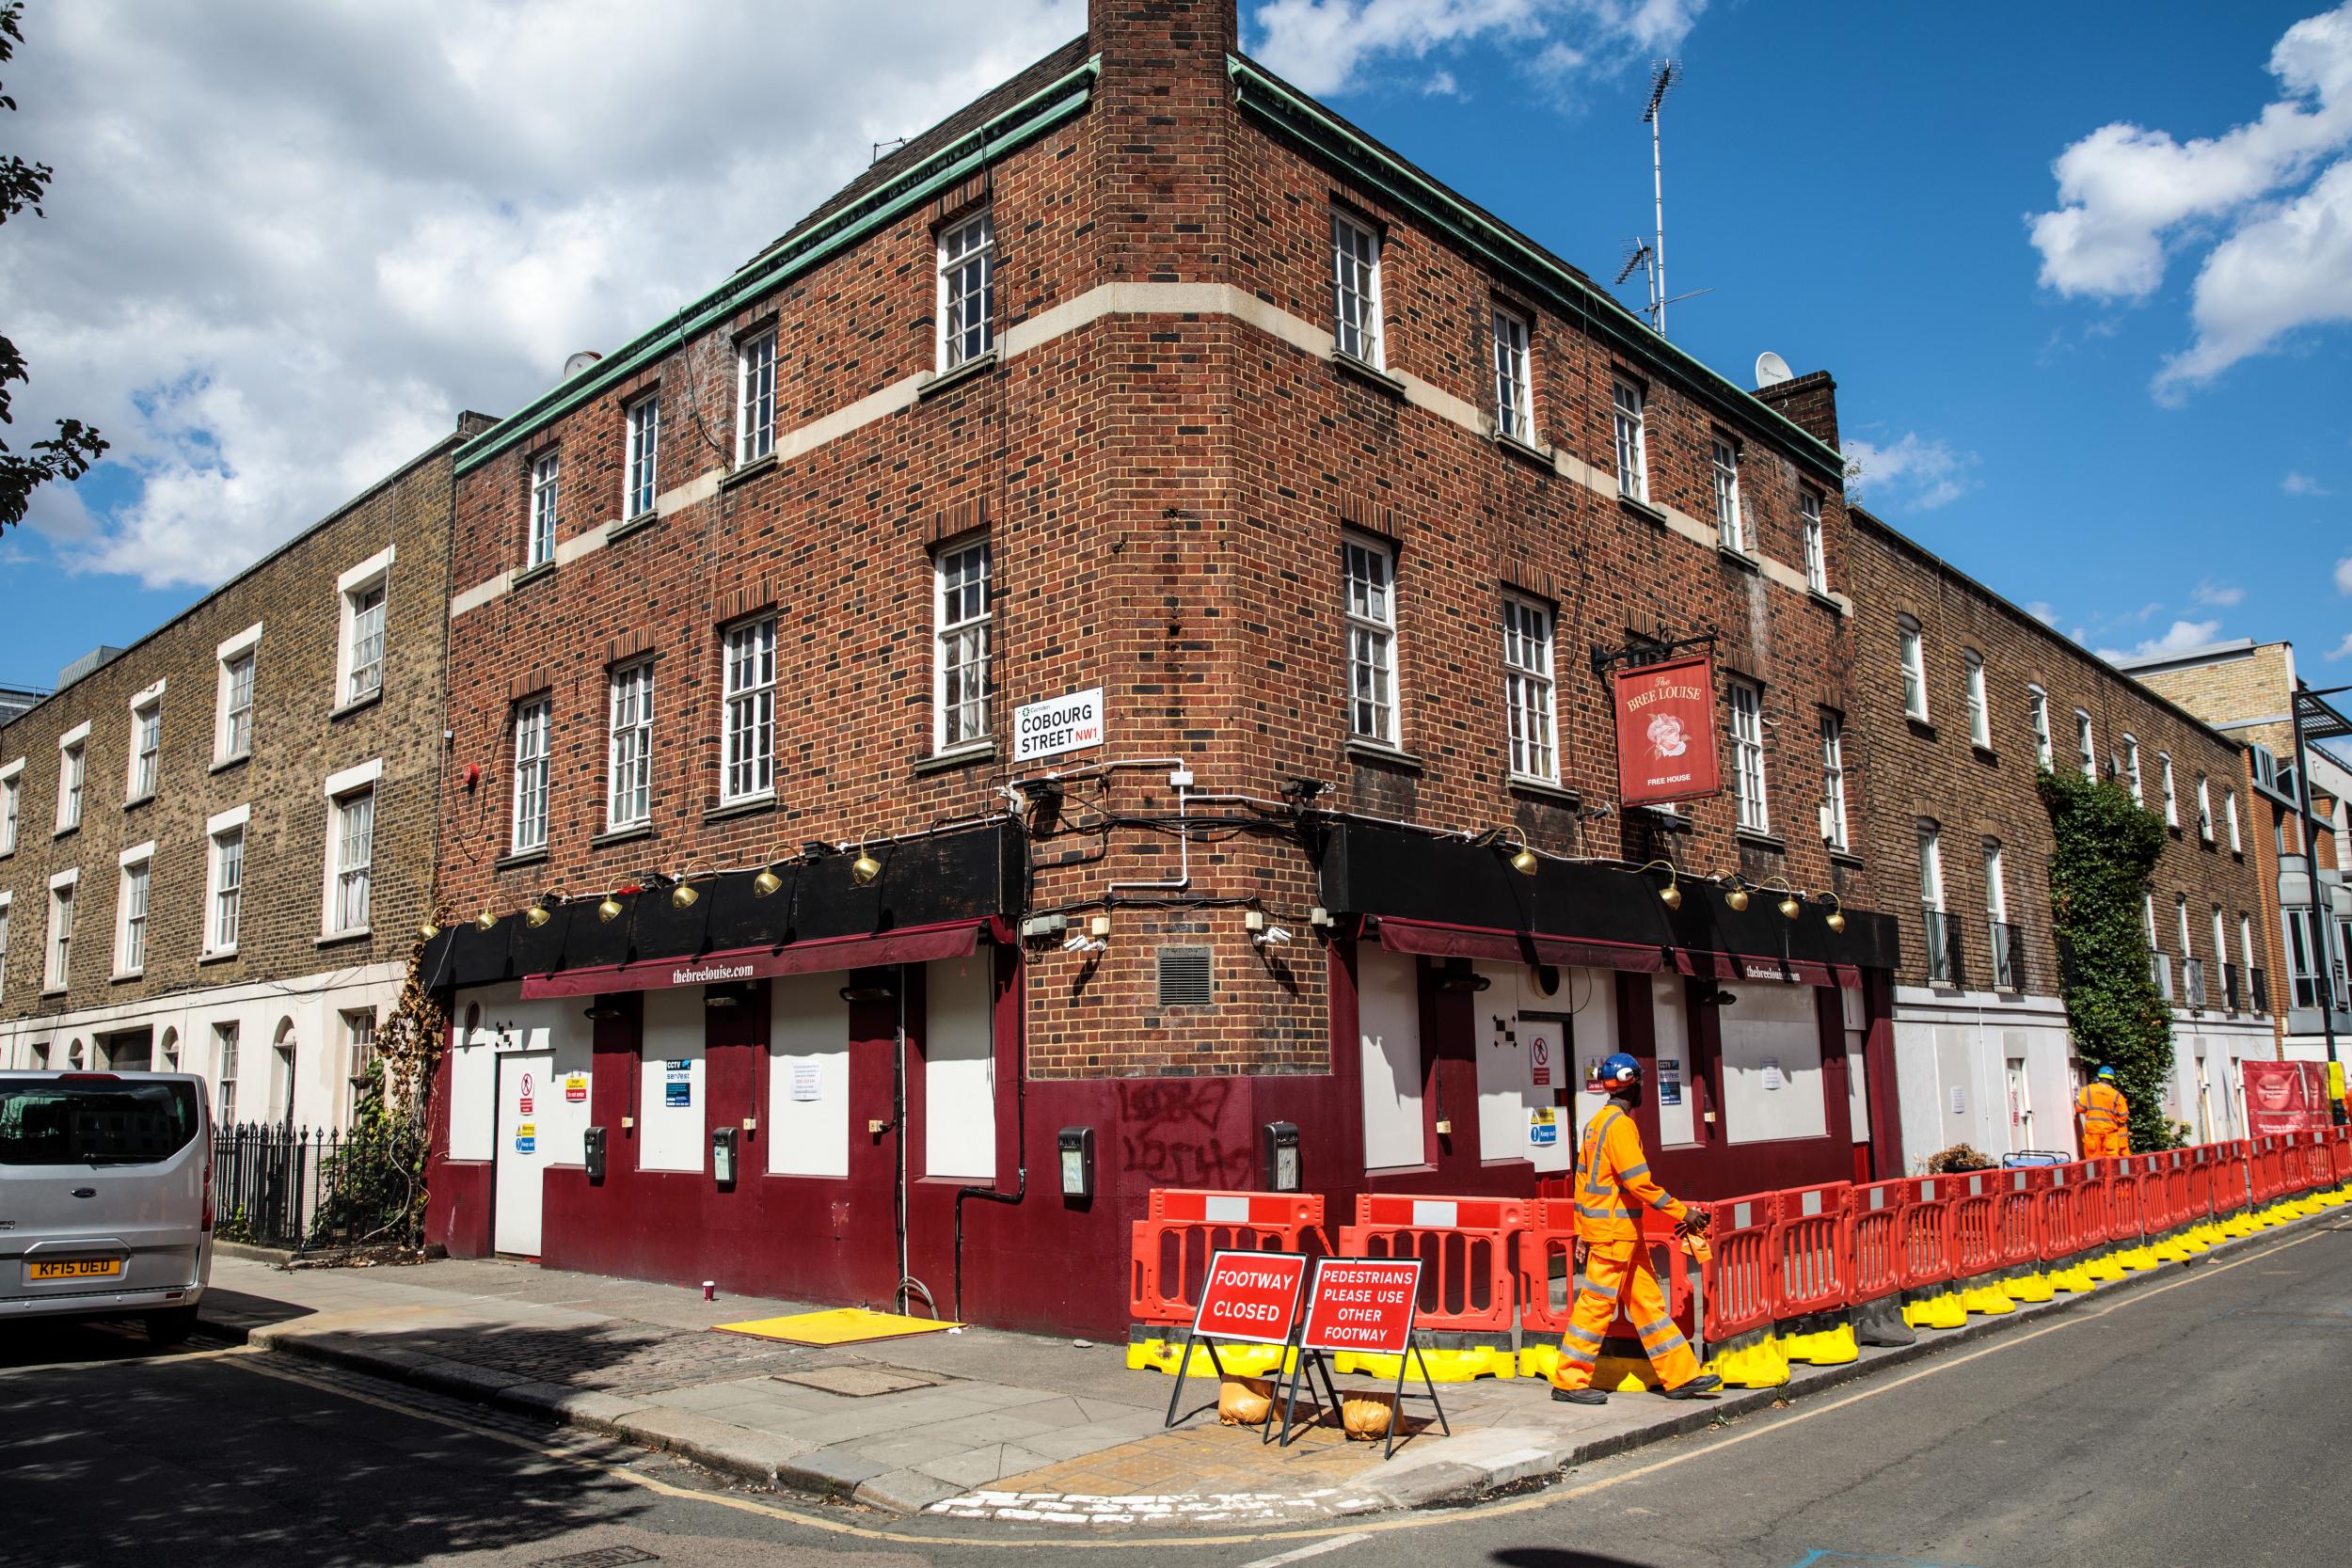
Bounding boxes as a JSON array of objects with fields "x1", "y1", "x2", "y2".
[
  {"x1": 528, "y1": 1548, "x2": 659, "y2": 1568},
  {"x1": 771, "y1": 1365, "x2": 947, "y2": 1398}
]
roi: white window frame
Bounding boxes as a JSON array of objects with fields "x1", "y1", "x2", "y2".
[
  {"x1": 721, "y1": 616, "x2": 777, "y2": 803},
  {"x1": 933, "y1": 540, "x2": 993, "y2": 754},
  {"x1": 1800, "y1": 490, "x2": 1826, "y2": 593},
  {"x1": 0, "y1": 891, "x2": 10, "y2": 1005},
  {"x1": 2027, "y1": 685, "x2": 2052, "y2": 769},
  {"x1": 215, "y1": 1022, "x2": 240, "y2": 1126},
  {"x1": 322, "y1": 758, "x2": 382, "y2": 938},
  {"x1": 1490, "y1": 306, "x2": 1533, "y2": 442},
  {"x1": 1899, "y1": 618, "x2": 1928, "y2": 721},
  {"x1": 1710, "y1": 436, "x2": 1745, "y2": 553},
  {"x1": 1820, "y1": 713, "x2": 1850, "y2": 850},
  {"x1": 528, "y1": 451, "x2": 560, "y2": 569},
  {"x1": 2122, "y1": 735, "x2": 2143, "y2": 805},
  {"x1": 511, "y1": 700, "x2": 551, "y2": 853},
  {"x1": 1613, "y1": 379, "x2": 1648, "y2": 500},
  {"x1": 1343, "y1": 534, "x2": 1399, "y2": 746},
  {"x1": 115, "y1": 843, "x2": 153, "y2": 977},
  {"x1": 737, "y1": 329, "x2": 776, "y2": 465},
  {"x1": 2195, "y1": 774, "x2": 2214, "y2": 842},
  {"x1": 2159, "y1": 753, "x2": 2178, "y2": 827},
  {"x1": 335, "y1": 547, "x2": 394, "y2": 707},
  {"x1": 1, "y1": 757, "x2": 23, "y2": 855},
  {"x1": 56, "y1": 722, "x2": 87, "y2": 832},
  {"x1": 1963, "y1": 650, "x2": 1990, "y2": 749},
  {"x1": 46, "y1": 869, "x2": 76, "y2": 993},
  {"x1": 624, "y1": 393, "x2": 660, "y2": 521},
  {"x1": 2224, "y1": 788, "x2": 2241, "y2": 852},
  {"x1": 607, "y1": 660, "x2": 655, "y2": 831},
  {"x1": 215, "y1": 622, "x2": 262, "y2": 764},
  {"x1": 2240, "y1": 912, "x2": 2257, "y2": 1001},
  {"x1": 204, "y1": 805, "x2": 247, "y2": 958},
  {"x1": 1330, "y1": 212, "x2": 1384, "y2": 368},
  {"x1": 128, "y1": 679, "x2": 165, "y2": 802},
  {"x1": 1728, "y1": 683, "x2": 1769, "y2": 832},
  {"x1": 2074, "y1": 708, "x2": 2095, "y2": 780},
  {"x1": 344, "y1": 1007, "x2": 377, "y2": 1086},
  {"x1": 1984, "y1": 839, "x2": 2008, "y2": 922},
  {"x1": 937, "y1": 209, "x2": 996, "y2": 372},
  {"x1": 1501, "y1": 594, "x2": 1557, "y2": 784}
]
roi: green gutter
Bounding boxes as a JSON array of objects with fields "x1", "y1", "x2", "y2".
[
  {"x1": 1227, "y1": 55, "x2": 1849, "y2": 483},
  {"x1": 454, "y1": 55, "x2": 1102, "y2": 476}
]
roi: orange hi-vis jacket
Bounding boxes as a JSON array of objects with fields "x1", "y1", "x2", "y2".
[
  {"x1": 2077, "y1": 1081, "x2": 2130, "y2": 1155},
  {"x1": 1572, "y1": 1102, "x2": 1689, "y2": 1245}
]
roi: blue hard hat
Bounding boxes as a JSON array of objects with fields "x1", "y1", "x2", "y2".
[
  {"x1": 1598, "y1": 1053, "x2": 1643, "y2": 1088},
  {"x1": 2096, "y1": 1066, "x2": 2117, "y2": 1080}
]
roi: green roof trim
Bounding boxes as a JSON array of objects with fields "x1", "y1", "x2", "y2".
[
  {"x1": 1227, "y1": 55, "x2": 1848, "y2": 483},
  {"x1": 453, "y1": 55, "x2": 1103, "y2": 476}
]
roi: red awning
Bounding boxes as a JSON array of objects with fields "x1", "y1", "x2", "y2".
[
  {"x1": 1674, "y1": 950, "x2": 1859, "y2": 989},
  {"x1": 1375, "y1": 917, "x2": 1667, "y2": 974},
  {"x1": 518, "y1": 920, "x2": 985, "y2": 1000}
]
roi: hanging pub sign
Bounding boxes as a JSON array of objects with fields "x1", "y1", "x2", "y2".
[{"x1": 1613, "y1": 655, "x2": 1721, "y2": 808}]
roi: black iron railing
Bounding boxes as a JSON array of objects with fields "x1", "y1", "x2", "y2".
[
  {"x1": 1925, "y1": 910, "x2": 1963, "y2": 988},
  {"x1": 1989, "y1": 918, "x2": 2025, "y2": 992},
  {"x1": 212, "y1": 1123, "x2": 344, "y2": 1251}
]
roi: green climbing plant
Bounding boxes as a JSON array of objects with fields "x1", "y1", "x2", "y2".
[{"x1": 2040, "y1": 767, "x2": 2179, "y2": 1151}]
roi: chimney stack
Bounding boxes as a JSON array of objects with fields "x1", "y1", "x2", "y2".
[{"x1": 1753, "y1": 368, "x2": 1840, "y2": 452}]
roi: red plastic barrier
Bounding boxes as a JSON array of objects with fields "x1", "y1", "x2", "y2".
[
  {"x1": 2162, "y1": 1149, "x2": 2193, "y2": 1231},
  {"x1": 1947, "y1": 1170, "x2": 2003, "y2": 1279},
  {"x1": 1694, "y1": 1191, "x2": 1779, "y2": 1345},
  {"x1": 2074, "y1": 1161, "x2": 2114, "y2": 1251},
  {"x1": 1995, "y1": 1165, "x2": 2044, "y2": 1271},
  {"x1": 1851, "y1": 1179, "x2": 1912, "y2": 1305},
  {"x1": 1129, "y1": 1188, "x2": 1324, "y2": 1325},
  {"x1": 1340, "y1": 1193, "x2": 1528, "y2": 1335},
  {"x1": 2251, "y1": 1136, "x2": 2284, "y2": 1204},
  {"x1": 1775, "y1": 1181, "x2": 1852, "y2": 1320},
  {"x1": 1517, "y1": 1201, "x2": 1696, "y2": 1345},
  {"x1": 2037, "y1": 1163, "x2": 2087, "y2": 1263},
  {"x1": 2334, "y1": 1128, "x2": 2352, "y2": 1184},
  {"x1": 2185, "y1": 1147, "x2": 2214, "y2": 1227},
  {"x1": 1903, "y1": 1176, "x2": 1958, "y2": 1293},
  {"x1": 2212, "y1": 1141, "x2": 2251, "y2": 1217},
  {"x1": 2133, "y1": 1154, "x2": 2171, "y2": 1237},
  {"x1": 2104, "y1": 1158, "x2": 2144, "y2": 1243}
]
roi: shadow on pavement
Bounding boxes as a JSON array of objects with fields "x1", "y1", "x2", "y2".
[{"x1": 1492, "y1": 1549, "x2": 1666, "y2": 1568}]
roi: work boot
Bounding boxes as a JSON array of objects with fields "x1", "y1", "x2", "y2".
[
  {"x1": 1551, "y1": 1386, "x2": 1608, "y2": 1406},
  {"x1": 1661, "y1": 1373, "x2": 1723, "y2": 1400}
]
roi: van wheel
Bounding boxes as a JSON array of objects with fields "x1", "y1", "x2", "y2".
[{"x1": 146, "y1": 1307, "x2": 199, "y2": 1346}]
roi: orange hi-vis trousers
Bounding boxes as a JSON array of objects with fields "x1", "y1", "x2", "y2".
[{"x1": 1549, "y1": 1239, "x2": 1701, "y2": 1392}]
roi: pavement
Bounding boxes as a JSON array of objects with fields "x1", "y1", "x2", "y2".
[{"x1": 189, "y1": 1191, "x2": 2352, "y2": 1528}]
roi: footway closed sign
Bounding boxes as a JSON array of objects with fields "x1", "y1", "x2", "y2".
[
  {"x1": 1298, "y1": 1256, "x2": 1422, "y2": 1356},
  {"x1": 1189, "y1": 1251, "x2": 1310, "y2": 1345}
]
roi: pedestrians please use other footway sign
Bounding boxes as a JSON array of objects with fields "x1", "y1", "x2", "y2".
[{"x1": 1299, "y1": 1257, "x2": 1420, "y2": 1356}]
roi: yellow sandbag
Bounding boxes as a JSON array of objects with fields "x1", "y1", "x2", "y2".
[{"x1": 1217, "y1": 1376, "x2": 1274, "y2": 1426}]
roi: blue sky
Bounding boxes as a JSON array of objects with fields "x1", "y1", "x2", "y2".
[{"x1": 4, "y1": 0, "x2": 2348, "y2": 708}]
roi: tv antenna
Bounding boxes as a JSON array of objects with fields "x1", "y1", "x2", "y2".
[{"x1": 1632, "y1": 60, "x2": 1709, "y2": 334}]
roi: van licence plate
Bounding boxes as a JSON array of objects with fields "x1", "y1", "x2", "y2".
[{"x1": 27, "y1": 1258, "x2": 123, "y2": 1282}]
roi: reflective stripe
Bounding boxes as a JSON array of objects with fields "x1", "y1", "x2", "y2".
[
  {"x1": 1562, "y1": 1324, "x2": 1604, "y2": 1349},
  {"x1": 1634, "y1": 1315, "x2": 1675, "y2": 1338},
  {"x1": 1646, "y1": 1330, "x2": 1691, "y2": 1355},
  {"x1": 1619, "y1": 1162, "x2": 1649, "y2": 1179},
  {"x1": 1648, "y1": 1195, "x2": 1677, "y2": 1211}
]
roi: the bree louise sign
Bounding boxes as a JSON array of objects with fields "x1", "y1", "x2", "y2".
[
  {"x1": 1013, "y1": 688, "x2": 1104, "y2": 764},
  {"x1": 1612, "y1": 655, "x2": 1721, "y2": 808}
]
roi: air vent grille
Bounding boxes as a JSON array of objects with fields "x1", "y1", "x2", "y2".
[{"x1": 1156, "y1": 946, "x2": 1213, "y2": 1008}]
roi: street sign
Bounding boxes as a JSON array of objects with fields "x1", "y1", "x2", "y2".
[
  {"x1": 1012, "y1": 688, "x2": 1104, "y2": 764},
  {"x1": 1297, "y1": 1256, "x2": 1421, "y2": 1357},
  {"x1": 1189, "y1": 1250, "x2": 1309, "y2": 1346}
]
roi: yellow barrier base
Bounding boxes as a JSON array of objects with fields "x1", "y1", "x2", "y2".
[
  {"x1": 2081, "y1": 1254, "x2": 2127, "y2": 1282},
  {"x1": 2151, "y1": 1236, "x2": 2192, "y2": 1263},
  {"x1": 1781, "y1": 1322, "x2": 1858, "y2": 1366},
  {"x1": 2314, "y1": 1187, "x2": 2350, "y2": 1209},
  {"x1": 1335, "y1": 1345, "x2": 1514, "y2": 1383},
  {"x1": 2046, "y1": 1263, "x2": 2096, "y2": 1293},
  {"x1": 2218, "y1": 1213, "x2": 2259, "y2": 1238},
  {"x1": 1125, "y1": 1338, "x2": 1298, "y2": 1378},
  {"x1": 1959, "y1": 1283, "x2": 2018, "y2": 1316},
  {"x1": 2006, "y1": 1271, "x2": 2056, "y2": 1304},
  {"x1": 1706, "y1": 1337, "x2": 1790, "y2": 1388},
  {"x1": 1901, "y1": 1291, "x2": 1967, "y2": 1330}
]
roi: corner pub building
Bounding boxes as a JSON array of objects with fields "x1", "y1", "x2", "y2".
[{"x1": 419, "y1": 0, "x2": 1902, "y2": 1338}]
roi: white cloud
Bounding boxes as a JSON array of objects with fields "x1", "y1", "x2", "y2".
[
  {"x1": 2026, "y1": 600, "x2": 2060, "y2": 626},
  {"x1": 2027, "y1": 4, "x2": 2352, "y2": 299},
  {"x1": 2155, "y1": 158, "x2": 2352, "y2": 396},
  {"x1": 1422, "y1": 69, "x2": 1462, "y2": 96},
  {"x1": 2337, "y1": 555, "x2": 2352, "y2": 593},
  {"x1": 2096, "y1": 618, "x2": 2225, "y2": 664},
  {"x1": 6, "y1": 0, "x2": 1088, "y2": 588},
  {"x1": 2331, "y1": 630, "x2": 2352, "y2": 659},
  {"x1": 1839, "y1": 432, "x2": 1979, "y2": 511},
  {"x1": 2192, "y1": 578, "x2": 2247, "y2": 607},
  {"x1": 2284, "y1": 470, "x2": 2337, "y2": 495},
  {"x1": 1248, "y1": 0, "x2": 1704, "y2": 99}
]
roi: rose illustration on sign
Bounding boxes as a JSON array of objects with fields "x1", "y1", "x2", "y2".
[{"x1": 1645, "y1": 711, "x2": 1688, "y2": 759}]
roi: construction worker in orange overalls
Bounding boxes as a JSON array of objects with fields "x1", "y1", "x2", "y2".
[
  {"x1": 1550, "y1": 1053, "x2": 1724, "y2": 1406},
  {"x1": 2076, "y1": 1066, "x2": 2131, "y2": 1159}
]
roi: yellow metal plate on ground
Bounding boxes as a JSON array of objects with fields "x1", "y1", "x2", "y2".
[{"x1": 712, "y1": 1307, "x2": 960, "y2": 1345}]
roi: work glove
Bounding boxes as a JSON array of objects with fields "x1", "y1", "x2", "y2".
[{"x1": 1674, "y1": 1208, "x2": 1711, "y2": 1238}]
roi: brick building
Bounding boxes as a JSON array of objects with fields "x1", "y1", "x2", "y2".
[
  {"x1": 418, "y1": 0, "x2": 1909, "y2": 1337},
  {"x1": 0, "y1": 419, "x2": 487, "y2": 1127},
  {"x1": 1843, "y1": 512, "x2": 2275, "y2": 1163},
  {"x1": 2122, "y1": 639, "x2": 2352, "y2": 1064}
]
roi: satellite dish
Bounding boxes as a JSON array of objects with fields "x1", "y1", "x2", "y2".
[
  {"x1": 1755, "y1": 351, "x2": 1793, "y2": 388},
  {"x1": 561, "y1": 350, "x2": 603, "y2": 380}
]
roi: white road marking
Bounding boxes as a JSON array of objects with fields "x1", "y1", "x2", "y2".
[{"x1": 1239, "y1": 1530, "x2": 1370, "y2": 1566}]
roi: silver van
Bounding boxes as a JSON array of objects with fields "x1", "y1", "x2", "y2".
[{"x1": 0, "y1": 1071, "x2": 213, "y2": 1342}]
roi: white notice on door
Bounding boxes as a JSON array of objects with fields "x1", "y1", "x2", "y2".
[
  {"x1": 1012, "y1": 689, "x2": 1104, "y2": 764},
  {"x1": 1761, "y1": 1056, "x2": 1784, "y2": 1091},
  {"x1": 790, "y1": 1062, "x2": 823, "y2": 1102}
]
